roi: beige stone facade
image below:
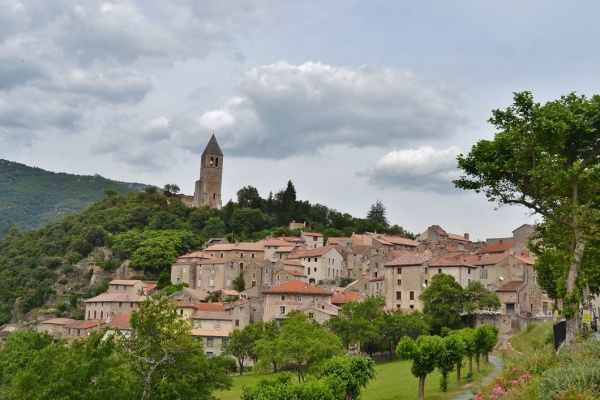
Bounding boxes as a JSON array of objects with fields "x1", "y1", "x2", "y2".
[
  {"x1": 193, "y1": 134, "x2": 223, "y2": 209},
  {"x1": 262, "y1": 280, "x2": 333, "y2": 322}
]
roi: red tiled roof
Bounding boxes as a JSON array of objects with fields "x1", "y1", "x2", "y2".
[
  {"x1": 281, "y1": 259, "x2": 303, "y2": 267},
  {"x1": 302, "y1": 232, "x2": 324, "y2": 237},
  {"x1": 109, "y1": 279, "x2": 141, "y2": 286},
  {"x1": 68, "y1": 320, "x2": 103, "y2": 329},
  {"x1": 476, "y1": 241, "x2": 518, "y2": 254},
  {"x1": 513, "y1": 255, "x2": 536, "y2": 265},
  {"x1": 496, "y1": 281, "x2": 526, "y2": 292},
  {"x1": 288, "y1": 245, "x2": 341, "y2": 259},
  {"x1": 331, "y1": 292, "x2": 365, "y2": 304},
  {"x1": 194, "y1": 303, "x2": 225, "y2": 312},
  {"x1": 263, "y1": 280, "x2": 332, "y2": 295},
  {"x1": 191, "y1": 328, "x2": 231, "y2": 338},
  {"x1": 281, "y1": 269, "x2": 307, "y2": 277},
  {"x1": 350, "y1": 244, "x2": 370, "y2": 254},
  {"x1": 429, "y1": 253, "x2": 476, "y2": 268},
  {"x1": 85, "y1": 293, "x2": 146, "y2": 303},
  {"x1": 107, "y1": 314, "x2": 131, "y2": 330}
]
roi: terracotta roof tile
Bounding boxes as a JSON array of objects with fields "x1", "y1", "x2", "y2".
[
  {"x1": 496, "y1": 281, "x2": 526, "y2": 292},
  {"x1": 288, "y1": 245, "x2": 341, "y2": 259},
  {"x1": 67, "y1": 320, "x2": 103, "y2": 329},
  {"x1": 109, "y1": 279, "x2": 142, "y2": 286},
  {"x1": 107, "y1": 314, "x2": 131, "y2": 330},
  {"x1": 194, "y1": 303, "x2": 225, "y2": 312},
  {"x1": 191, "y1": 328, "x2": 231, "y2": 337},
  {"x1": 476, "y1": 241, "x2": 518, "y2": 254},
  {"x1": 461, "y1": 253, "x2": 510, "y2": 266},
  {"x1": 85, "y1": 293, "x2": 146, "y2": 303},
  {"x1": 263, "y1": 280, "x2": 332, "y2": 295},
  {"x1": 40, "y1": 318, "x2": 75, "y2": 326},
  {"x1": 331, "y1": 292, "x2": 365, "y2": 304}
]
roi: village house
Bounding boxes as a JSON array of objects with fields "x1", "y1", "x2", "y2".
[
  {"x1": 262, "y1": 279, "x2": 333, "y2": 322},
  {"x1": 428, "y1": 252, "x2": 477, "y2": 287},
  {"x1": 273, "y1": 268, "x2": 308, "y2": 284},
  {"x1": 194, "y1": 258, "x2": 241, "y2": 294},
  {"x1": 204, "y1": 241, "x2": 266, "y2": 267},
  {"x1": 37, "y1": 317, "x2": 76, "y2": 339},
  {"x1": 170, "y1": 251, "x2": 215, "y2": 287},
  {"x1": 300, "y1": 231, "x2": 324, "y2": 249},
  {"x1": 63, "y1": 320, "x2": 105, "y2": 339},
  {"x1": 84, "y1": 279, "x2": 147, "y2": 321},
  {"x1": 262, "y1": 238, "x2": 300, "y2": 260},
  {"x1": 383, "y1": 252, "x2": 434, "y2": 311},
  {"x1": 288, "y1": 245, "x2": 343, "y2": 284},
  {"x1": 300, "y1": 300, "x2": 340, "y2": 324}
]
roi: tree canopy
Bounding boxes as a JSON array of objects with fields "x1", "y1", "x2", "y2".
[{"x1": 455, "y1": 91, "x2": 600, "y2": 338}]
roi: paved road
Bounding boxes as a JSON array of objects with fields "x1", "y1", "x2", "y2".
[{"x1": 452, "y1": 356, "x2": 503, "y2": 400}]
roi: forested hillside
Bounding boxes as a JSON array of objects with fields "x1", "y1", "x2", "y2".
[
  {"x1": 0, "y1": 159, "x2": 147, "y2": 237},
  {"x1": 0, "y1": 182, "x2": 413, "y2": 325}
]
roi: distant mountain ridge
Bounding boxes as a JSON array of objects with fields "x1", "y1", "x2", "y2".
[{"x1": 0, "y1": 159, "x2": 149, "y2": 237}]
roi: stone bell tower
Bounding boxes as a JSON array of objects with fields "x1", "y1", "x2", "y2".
[{"x1": 193, "y1": 134, "x2": 223, "y2": 209}]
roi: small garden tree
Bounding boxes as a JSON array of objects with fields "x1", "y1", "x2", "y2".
[{"x1": 396, "y1": 335, "x2": 442, "y2": 400}]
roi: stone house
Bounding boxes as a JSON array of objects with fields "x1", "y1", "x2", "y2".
[
  {"x1": 383, "y1": 252, "x2": 433, "y2": 311},
  {"x1": 204, "y1": 241, "x2": 267, "y2": 268},
  {"x1": 195, "y1": 258, "x2": 241, "y2": 294},
  {"x1": 262, "y1": 280, "x2": 333, "y2": 322},
  {"x1": 428, "y1": 252, "x2": 477, "y2": 287},
  {"x1": 288, "y1": 245, "x2": 343, "y2": 284},
  {"x1": 300, "y1": 300, "x2": 340, "y2": 324},
  {"x1": 300, "y1": 231, "x2": 324, "y2": 249},
  {"x1": 84, "y1": 279, "x2": 147, "y2": 322},
  {"x1": 64, "y1": 320, "x2": 105, "y2": 339},
  {"x1": 273, "y1": 267, "x2": 308, "y2": 285},
  {"x1": 331, "y1": 291, "x2": 367, "y2": 308},
  {"x1": 340, "y1": 244, "x2": 370, "y2": 279},
  {"x1": 37, "y1": 318, "x2": 76, "y2": 339},
  {"x1": 170, "y1": 251, "x2": 215, "y2": 287}
]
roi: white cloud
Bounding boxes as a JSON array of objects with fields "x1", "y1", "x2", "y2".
[
  {"x1": 181, "y1": 61, "x2": 468, "y2": 158},
  {"x1": 361, "y1": 146, "x2": 462, "y2": 193}
]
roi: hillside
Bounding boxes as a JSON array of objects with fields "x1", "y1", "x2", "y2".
[{"x1": 0, "y1": 159, "x2": 148, "y2": 237}]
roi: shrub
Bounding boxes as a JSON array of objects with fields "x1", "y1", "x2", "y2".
[
  {"x1": 539, "y1": 363, "x2": 600, "y2": 400},
  {"x1": 211, "y1": 355, "x2": 237, "y2": 373}
]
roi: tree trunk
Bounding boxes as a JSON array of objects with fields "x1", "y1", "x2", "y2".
[
  {"x1": 476, "y1": 355, "x2": 480, "y2": 373},
  {"x1": 418, "y1": 376, "x2": 426, "y2": 400},
  {"x1": 565, "y1": 237, "x2": 586, "y2": 341},
  {"x1": 468, "y1": 356, "x2": 473, "y2": 377},
  {"x1": 456, "y1": 362, "x2": 462, "y2": 384}
]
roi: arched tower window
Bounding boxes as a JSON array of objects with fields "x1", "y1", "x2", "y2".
[
  {"x1": 210, "y1": 157, "x2": 214, "y2": 166},
  {"x1": 215, "y1": 157, "x2": 219, "y2": 167}
]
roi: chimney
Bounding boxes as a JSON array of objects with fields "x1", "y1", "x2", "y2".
[{"x1": 464, "y1": 233, "x2": 469, "y2": 240}]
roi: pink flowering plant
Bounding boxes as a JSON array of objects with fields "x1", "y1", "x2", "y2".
[{"x1": 471, "y1": 366, "x2": 532, "y2": 399}]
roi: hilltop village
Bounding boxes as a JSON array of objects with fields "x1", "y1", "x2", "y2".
[{"x1": 29, "y1": 135, "x2": 555, "y2": 360}]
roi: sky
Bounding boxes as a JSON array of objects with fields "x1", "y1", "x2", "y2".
[{"x1": 2, "y1": 1, "x2": 600, "y2": 241}]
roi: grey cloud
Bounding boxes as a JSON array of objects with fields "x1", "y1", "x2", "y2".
[
  {"x1": 43, "y1": 67, "x2": 152, "y2": 104},
  {"x1": 184, "y1": 62, "x2": 467, "y2": 158},
  {"x1": 360, "y1": 146, "x2": 462, "y2": 193}
]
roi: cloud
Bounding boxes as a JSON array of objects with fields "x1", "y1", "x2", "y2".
[
  {"x1": 360, "y1": 146, "x2": 462, "y2": 193},
  {"x1": 182, "y1": 61, "x2": 468, "y2": 158}
]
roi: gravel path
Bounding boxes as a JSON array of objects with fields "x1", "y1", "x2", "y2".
[{"x1": 452, "y1": 356, "x2": 504, "y2": 400}]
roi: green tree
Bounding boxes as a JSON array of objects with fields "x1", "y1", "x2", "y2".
[
  {"x1": 320, "y1": 356, "x2": 376, "y2": 400},
  {"x1": 241, "y1": 373, "x2": 336, "y2": 400},
  {"x1": 366, "y1": 200, "x2": 389, "y2": 228},
  {"x1": 116, "y1": 294, "x2": 231, "y2": 400},
  {"x1": 203, "y1": 216, "x2": 226, "y2": 238},
  {"x1": 0, "y1": 331, "x2": 133, "y2": 400},
  {"x1": 129, "y1": 236, "x2": 179, "y2": 273},
  {"x1": 454, "y1": 91, "x2": 600, "y2": 340},
  {"x1": 463, "y1": 281, "x2": 501, "y2": 326},
  {"x1": 473, "y1": 325, "x2": 498, "y2": 372},
  {"x1": 257, "y1": 311, "x2": 343, "y2": 382},
  {"x1": 453, "y1": 328, "x2": 477, "y2": 381},
  {"x1": 396, "y1": 335, "x2": 442, "y2": 400},
  {"x1": 419, "y1": 273, "x2": 465, "y2": 334},
  {"x1": 435, "y1": 334, "x2": 466, "y2": 392},
  {"x1": 162, "y1": 184, "x2": 180, "y2": 197},
  {"x1": 237, "y1": 186, "x2": 263, "y2": 209},
  {"x1": 230, "y1": 208, "x2": 267, "y2": 237},
  {"x1": 326, "y1": 296, "x2": 386, "y2": 355},
  {"x1": 223, "y1": 326, "x2": 258, "y2": 375}
]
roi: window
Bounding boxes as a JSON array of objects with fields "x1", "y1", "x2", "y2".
[
  {"x1": 251, "y1": 253, "x2": 255, "y2": 258},
  {"x1": 280, "y1": 306, "x2": 286, "y2": 315},
  {"x1": 409, "y1": 291, "x2": 415, "y2": 300},
  {"x1": 226, "y1": 279, "x2": 231, "y2": 287},
  {"x1": 468, "y1": 269, "x2": 472, "y2": 275},
  {"x1": 424, "y1": 267, "x2": 428, "y2": 274},
  {"x1": 295, "y1": 295, "x2": 302, "y2": 302},
  {"x1": 479, "y1": 269, "x2": 487, "y2": 279},
  {"x1": 309, "y1": 312, "x2": 314, "y2": 319},
  {"x1": 210, "y1": 156, "x2": 214, "y2": 165},
  {"x1": 314, "y1": 258, "x2": 317, "y2": 262},
  {"x1": 397, "y1": 279, "x2": 401, "y2": 286},
  {"x1": 206, "y1": 338, "x2": 214, "y2": 347},
  {"x1": 197, "y1": 279, "x2": 201, "y2": 287},
  {"x1": 396, "y1": 291, "x2": 402, "y2": 300},
  {"x1": 215, "y1": 157, "x2": 219, "y2": 167},
  {"x1": 424, "y1": 280, "x2": 428, "y2": 286},
  {"x1": 235, "y1": 319, "x2": 240, "y2": 327},
  {"x1": 281, "y1": 295, "x2": 286, "y2": 301},
  {"x1": 438, "y1": 269, "x2": 442, "y2": 274},
  {"x1": 220, "y1": 253, "x2": 224, "y2": 258},
  {"x1": 119, "y1": 302, "x2": 122, "y2": 308},
  {"x1": 397, "y1": 267, "x2": 402, "y2": 274},
  {"x1": 215, "y1": 320, "x2": 221, "y2": 329},
  {"x1": 285, "y1": 275, "x2": 289, "y2": 281}
]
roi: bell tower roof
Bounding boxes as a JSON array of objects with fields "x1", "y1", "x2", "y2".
[{"x1": 202, "y1": 134, "x2": 223, "y2": 156}]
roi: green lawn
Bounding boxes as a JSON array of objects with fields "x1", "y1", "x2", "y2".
[{"x1": 216, "y1": 358, "x2": 493, "y2": 400}]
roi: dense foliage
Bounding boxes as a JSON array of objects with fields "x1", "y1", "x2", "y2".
[{"x1": 0, "y1": 159, "x2": 144, "y2": 238}]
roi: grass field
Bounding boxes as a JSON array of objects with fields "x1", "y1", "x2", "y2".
[{"x1": 215, "y1": 358, "x2": 494, "y2": 400}]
